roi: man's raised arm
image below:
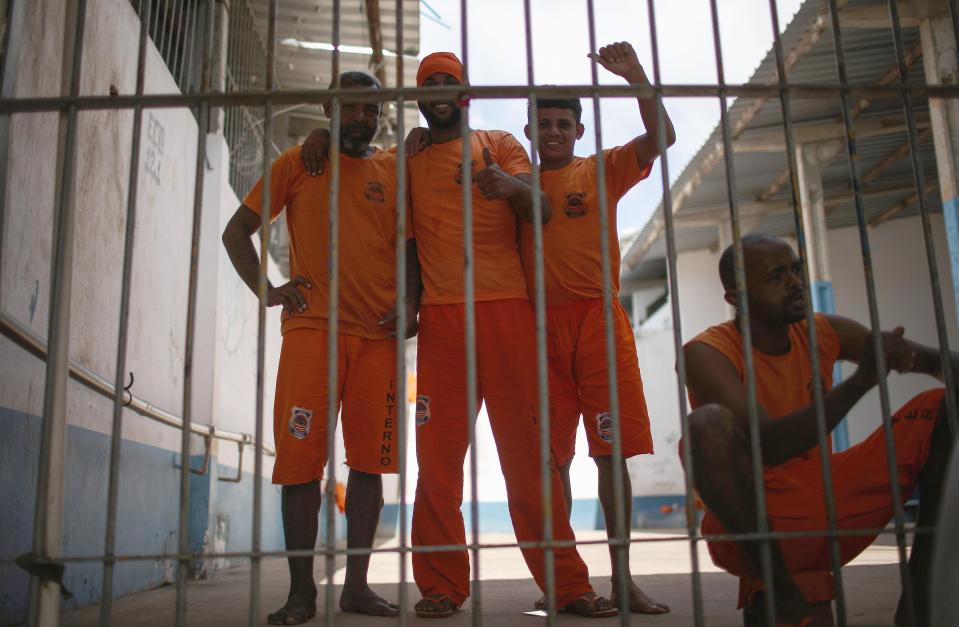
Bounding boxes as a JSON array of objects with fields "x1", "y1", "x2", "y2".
[{"x1": 590, "y1": 41, "x2": 676, "y2": 167}]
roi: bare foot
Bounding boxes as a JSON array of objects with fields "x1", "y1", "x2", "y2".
[
  {"x1": 339, "y1": 586, "x2": 399, "y2": 617},
  {"x1": 267, "y1": 596, "x2": 317, "y2": 625},
  {"x1": 610, "y1": 580, "x2": 670, "y2": 614}
]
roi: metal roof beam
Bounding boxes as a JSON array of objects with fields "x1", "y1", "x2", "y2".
[
  {"x1": 757, "y1": 42, "x2": 924, "y2": 201},
  {"x1": 622, "y1": 0, "x2": 849, "y2": 271},
  {"x1": 869, "y1": 184, "x2": 938, "y2": 225},
  {"x1": 734, "y1": 112, "x2": 930, "y2": 152},
  {"x1": 666, "y1": 181, "x2": 926, "y2": 228},
  {"x1": 838, "y1": 0, "x2": 948, "y2": 29}
]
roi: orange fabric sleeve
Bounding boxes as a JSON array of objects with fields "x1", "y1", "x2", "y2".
[
  {"x1": 603, "y1": 143, "x2": 653, "y2": 200},
  {"x1": 242, "y1": 150, "x2": 294, "y2": 222},
  {"x1": 492, "y1": 132, "x2": 532, "y2": 177}
]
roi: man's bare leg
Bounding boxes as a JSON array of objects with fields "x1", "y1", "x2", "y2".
[
  {"x1": 268, "y1": 481, "x2": 321, "y2": 625},
  {"x1": 688, "y1": 405, "x2": 813, "y2": 626},
  {"x1": 895, "y1": 403, "x2": 954, "y2": 627},
  {"x1": 339, "y1": 469, "x2": 399, "y2": 617},
  {"x1": 593, "y1": 455, "x2": 670, "y2": 614}
]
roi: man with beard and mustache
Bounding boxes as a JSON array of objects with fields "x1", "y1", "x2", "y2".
[
  {"x1": 222, "y1": 71, "x2": 415, "y2": 624},
  {"x1": 405, "y1": 52, "x2": 615, "y2": 619},
  {"x1": 682, "y1": 234, "x2": 956, "y2": 627}
]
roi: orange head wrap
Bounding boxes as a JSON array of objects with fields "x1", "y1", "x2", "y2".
[{"x1": 416, "y1": 52, "x2": 464, "y2": 87}]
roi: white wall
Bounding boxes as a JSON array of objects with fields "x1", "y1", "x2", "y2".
[
  {"x1": 829, "y1": 213, "x2": 957, "y2": 446},
  {"x1": 0, "y1": 0, "x2": 291, "y2": 486}
]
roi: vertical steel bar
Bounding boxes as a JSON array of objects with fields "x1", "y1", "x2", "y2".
[
  {"x1": 27, "y1": 2, "x2": 87, "y2": 624},
  {"x1": 767, "y1": 2, "x2": 848, "y2": 625},
  {"x1": 162, "y1": 0, "x2": 175, "y2": 66},
  {"x1": 168, "y1": 0, "x2": 186, "y2": 89},
  {"x1": 184, "y1": 0, "x2": 201, "y2": 92},
  {"x1": 176, "y1": 0, "x2": 193, "y2": 88},
  {"x1": 150, "y1": 0, "x2": 162, "y2": 48},
  {"x1": 885, "y1": 1, "x2": 959, "y2": 620},
  {"x1": 99, "y1": 2, "x2": 152, "y2": 624},
  {"x1": 582, "y1": 2, "x2": 629, "y2": 622},
  {"x1": 825, "y1": 2, "x2": 916, "y2": 619},
  {"x1": 456, "y1": 3, "x2": 481, "y2": 625},
  {"x1": 948, "y1": 0, "x2": 959, "y2": 74},
  {"x1": 174, "y1": 1, "x2": 214, "y2": 624},
  {"x1": 0, "y1": 0, "x2": 26, "y2": 309},
  {"x1": 248, "y1": 0, "x2": 276, "y2": 624},
  {"x1": 393, "y1": 3, "x2": 410, "y2": 626},
  {"x1": 887, "y1": 0, "x2": 959, "y2": 438},
  {"x1": 643, "y1": 1, "x2": 705, "y2": 624},
  {"x1": 324, "y1": 2, "x2": 342, "y2": 625},
  {"x1": 520, "y1": 0, "x2": 555, "y2": 621},
  {"x1": 706, "y1": 2, "x2": 777, "y2": 626}
]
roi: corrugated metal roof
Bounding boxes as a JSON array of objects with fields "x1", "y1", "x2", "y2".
[
  {"x1": 245, "y1": 0, "x2": 421, "y2": 142},
  {"x1": 622, "y1": 0, "x2": 941, "y2": 284}
]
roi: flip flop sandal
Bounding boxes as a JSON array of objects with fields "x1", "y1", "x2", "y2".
[
  {"x1": 415, "y1": 594, "x2": 458, "y2": 619},
  {"x1": 267, "y1": 601, "x2": 316, "y2": 625},
  {"x1": 562, "y1": 594, "x2": 620, "y2": 619}
]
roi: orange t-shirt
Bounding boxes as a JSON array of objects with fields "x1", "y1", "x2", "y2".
[
  {"x1": 407, "y1": 130, "x2": 532, "y2": 305},
  {"x1": 243, "y1": 146, "x2": 399, "y2": 339},
  {"x1": 686, "y1": 314, "x2": 841, "y2": 466},
  {"x1": 520, "y1": 145, "x2": 652, "y2": 306}
]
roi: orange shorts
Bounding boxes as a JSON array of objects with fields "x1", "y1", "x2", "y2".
[
  {"x1": 546, "y1": 298, "x2": 653, "y2": 464},
  {"x1": 702, "y1": 388, "x2": 944, "y2": 606},
  {"x1": 272, "y1": 328, "x2": 399, "y2": 485}
]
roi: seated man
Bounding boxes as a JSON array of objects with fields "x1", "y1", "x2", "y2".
[
  {"x1": 222, "y1": 70, "x2": 414, "y2": 624},
  {"x1": 683, "y1": 234, "x2": 954, "y2": 627}
]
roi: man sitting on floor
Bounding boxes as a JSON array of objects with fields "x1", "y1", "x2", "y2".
[{"x1": 683, "y1": 234, "x2": 955, "y2": 627}]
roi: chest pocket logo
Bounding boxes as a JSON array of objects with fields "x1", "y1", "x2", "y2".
[
  {"x1": 365, "y1": 181, "x2": 386, "y2": 203},
  {"x1": 454, "y1": 160, "x2": 479, "y2": 186},
  {"x1": 564, "y1": 192, "x2": 587, "y2": 218}
]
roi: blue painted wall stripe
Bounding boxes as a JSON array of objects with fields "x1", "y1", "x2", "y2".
[
  {"x1": 812, "y1": 280, "x2": 850, "y2": 451},
  {"x1": 943, "y1": 197, "x2": 959, "y2": 326}
]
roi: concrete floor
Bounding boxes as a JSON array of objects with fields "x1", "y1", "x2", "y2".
[{"x1": 62, "y1": 531, "x2": 904, "y2": 626}]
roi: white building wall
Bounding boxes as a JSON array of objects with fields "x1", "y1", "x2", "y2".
[
  {"x1": 0, "y1": 0, "x2": 291, "y2": 616},
  {"x1": 828, "y1": 213, "x2": 957, "y2": 446}
]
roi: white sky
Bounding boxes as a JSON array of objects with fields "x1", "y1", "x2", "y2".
[{"x1": 407, "y1": 0, "x2": 805, "y2": 503}]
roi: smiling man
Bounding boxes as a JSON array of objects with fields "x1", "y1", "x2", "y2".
[
  {"x1": 518, "y1": 41, "x2": 675, "y2": 615},
  {"x1": 683, "y1": 234, "x2": 955, "y2": 627},
  {"x1": 407, "y1": 51, "x2": 617, "y2": 619},
  {"x1": 221, "y1": 71, "x2": 412, "y2": 624}
]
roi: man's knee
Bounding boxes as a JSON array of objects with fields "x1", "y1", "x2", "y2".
[{"x1": 688, "y1": 404, "x2": 741, "y2": 455}]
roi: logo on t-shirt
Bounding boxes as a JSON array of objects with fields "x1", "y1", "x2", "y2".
[
  {"x1": 454, "y1": 160, "x2": 479, "y2": 186},
  {"x1": 365, "y1": 181, "x2": 386, "y2": 203},
  {"x1": 564, "y1": 192, "x2": 587, "y2": 218},
  {"x1": 288, "y1": 406, "x2": 313, "y2": 440}
]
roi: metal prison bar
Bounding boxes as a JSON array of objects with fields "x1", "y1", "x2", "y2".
[{"x1": 1, "y1": 0, "x2": 956, "y2": 626}]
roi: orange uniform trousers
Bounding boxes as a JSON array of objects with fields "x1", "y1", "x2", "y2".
[
  {"x1": 702, "y1": 388, "x2": 944, "y2": 606},
  {"x1": 411, "y1": 299, "x2": 594, "y2": 607},
  {"x1": 272, "y1": 328, "x2": 399, "y2": 485},
  {"x1": 546, "y1": 298, "x2": 654, "y2": 464}
]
